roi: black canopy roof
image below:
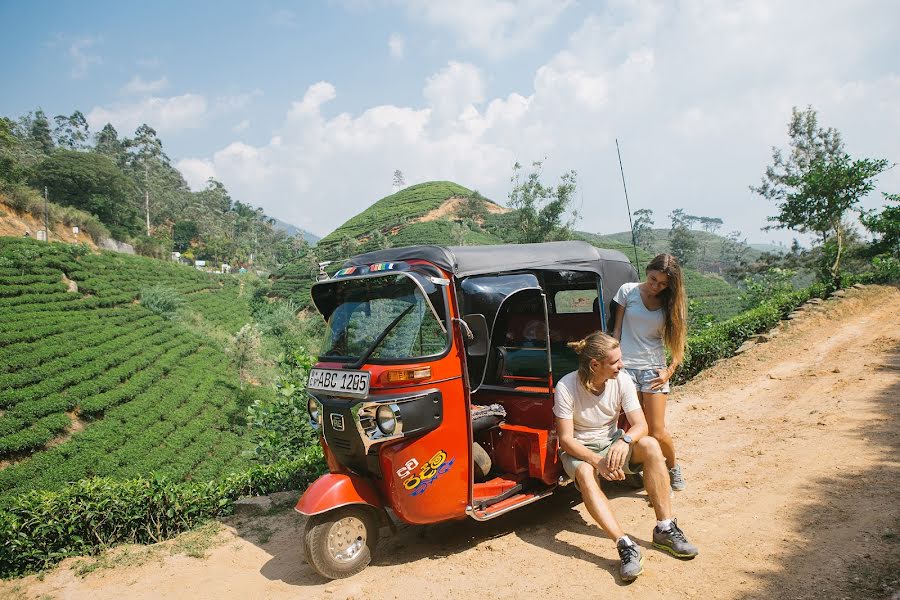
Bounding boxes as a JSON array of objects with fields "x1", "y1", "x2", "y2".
[{"x1": 343, "y1": 241, "x2": 635, "y2": 280}]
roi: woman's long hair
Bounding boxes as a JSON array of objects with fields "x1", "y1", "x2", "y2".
[
  {"x1": 646, "y1": 253, "x2": 687, "y2": 365},
  {"x1": 567, "y1": 332, "x2": 620, "y2": 393}
]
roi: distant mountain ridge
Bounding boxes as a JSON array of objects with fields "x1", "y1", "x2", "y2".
[{"x1": 271, "y1": 218, "x2": 320, "y2": 244}]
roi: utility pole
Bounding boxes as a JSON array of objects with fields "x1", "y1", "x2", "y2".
[{"x1": 43, "y1": 186, "x2": 49, "y2": 242}]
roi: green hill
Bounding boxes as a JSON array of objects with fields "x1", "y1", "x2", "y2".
[
  {"x1": 0, "y1": 238, "x2": 263, "y2": 502},
  {"x1": 595, "y1": 228, "x2": 762, "y2": 270},
  {"x1": 273, "y1": 181, "x2": 745, "y2": 322},
  {"x1": 315, "y1": 181, "x2": 508, "y2": 252}
]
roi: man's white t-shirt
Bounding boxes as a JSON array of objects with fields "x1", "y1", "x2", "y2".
[
  {"x1": 553, "y1": 371, "x2": 640, "y2": 444},
  {"x1": 614, "y1": 282, "x2": 666, "y2": 370}
]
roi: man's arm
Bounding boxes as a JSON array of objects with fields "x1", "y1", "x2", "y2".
[
  {"x1": 557, "y1": 417, "x2": 622, "y2": 481},
  {"x1": 557, "y1": 417, "x2": 602, "y2": 466},
  {"x1": 623, "y1": 407, "x2": 649, "y2": 441}
]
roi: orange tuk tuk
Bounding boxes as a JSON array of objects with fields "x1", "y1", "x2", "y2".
[{"x1": 297, "y1": 241, "x2": 638, "y2": 578}]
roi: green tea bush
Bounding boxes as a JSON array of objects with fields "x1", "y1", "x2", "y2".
[
  {"x1": 675, "y1": 282, "x2": 827, "y2": 383},
  {"x1": 0, "y1": 448, "x2": 325, "y2": 578}
]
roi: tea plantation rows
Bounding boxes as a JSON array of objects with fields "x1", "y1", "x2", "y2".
[{"x1": 0, "y1": 238, "x2": 256, "y2": 502}]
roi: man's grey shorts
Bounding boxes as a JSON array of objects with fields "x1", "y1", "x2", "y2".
[
  {"x1": 560, "y1": 433, "x2": 640, "y2": 480},
  {"x1": 624, "y1": 367, "x2": 670, "y2": 394}
]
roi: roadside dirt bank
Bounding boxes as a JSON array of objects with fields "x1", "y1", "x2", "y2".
[{"x1": 3, "y1": 285, "x2": 898, "y2": 600}]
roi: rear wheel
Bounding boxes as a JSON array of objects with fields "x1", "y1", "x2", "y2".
[{"x1": 303, "y1": 505, "x2": 380, "y2": 579}]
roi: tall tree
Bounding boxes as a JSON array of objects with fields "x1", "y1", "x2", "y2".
[
  {"x1": 52, "y1": 111, "x2": 90, "y2": 149},
  {"x1": 751, "y1": 106, "x2": 889, "y2": 284},
  {"x1": 392, "y1": 169, "x2": 406, "y2": 189},
  {"x1": 125, "y1": 124, "x2": 166, "y2": 235},
  {"x1": 95, "y1": 123, "x2": 127, "y2": 166},
  {"x1": 28, "y1": 109, "x2": 54, "y2": 155},
  {"x1": 507, "y1": 161, "x2": 579, "y2": 243},
  {"x1": 632, "y1": 208, "x2": 655, "y2": 251},
  {"x1": 861, "y1": 193, "x2": 899, "y2": 257},
  {"x1": 669, "y1": 208, "x2": 698, "y2": 266}
]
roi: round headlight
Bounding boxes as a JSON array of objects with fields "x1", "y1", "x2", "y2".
[
  {"x1": 307, "y1": 396, "x2": 320, "y2": 426},
  {"x1": 375, "y1": 405, "x2": 397, "y2": 435}
]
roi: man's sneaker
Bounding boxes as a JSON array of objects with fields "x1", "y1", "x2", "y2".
[
  {"x1": 669, "y1": 464, "x2": 686, "y2": 492},
  {"x1": 616, "y1": 539, "x2": 644, "y2": 582},
  {"x1": 653, "y1": 519, "x2": 698, "y2": 558}
]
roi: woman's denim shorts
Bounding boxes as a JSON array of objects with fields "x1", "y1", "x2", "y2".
[{"x1": 624, "y1": 367, "x2": 670, "y2": 394}]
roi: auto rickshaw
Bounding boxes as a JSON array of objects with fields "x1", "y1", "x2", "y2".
[{"x1": 297, "y1": 241, "x2": 638, "y2": 579}]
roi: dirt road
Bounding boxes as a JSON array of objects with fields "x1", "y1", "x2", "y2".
[{"x1": 3, "y1": 285, "x2": 899, "y2": 600}]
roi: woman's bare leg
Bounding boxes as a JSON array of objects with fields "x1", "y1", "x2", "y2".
[{"x1": 640, "y1": 391, "x2": 676, "y2": 470}]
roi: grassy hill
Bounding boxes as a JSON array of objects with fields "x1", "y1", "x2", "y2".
[
  {"x1": 273, "y1": 181, "x2": 745, "y2": 321},
  {"x1": 596, "y1": 228, "x2": 763, "y2": 270},
  {"x1": 315, "y1": 181, "x2": 502, "y2": 251},
  {"x1": 0, "y1": 238, "x2": 262, "y2": 502}
]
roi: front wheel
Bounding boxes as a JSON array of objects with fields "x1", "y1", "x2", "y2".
[{"x1": 303, "y1": 505, "x2": 380, "y2": 579}]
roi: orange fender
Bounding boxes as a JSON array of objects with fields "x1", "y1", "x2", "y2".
[{"x1": 295, "y1": 473, "x2": 384, "y2": 516}]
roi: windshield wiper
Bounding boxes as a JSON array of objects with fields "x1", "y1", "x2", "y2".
[{"x1": 348, "y1": 304, "x2": 416, "y2": 369}]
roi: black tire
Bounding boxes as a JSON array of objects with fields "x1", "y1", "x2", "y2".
[
  {"x1": 473, "y1": 442, "x2": 492, "y2": 482},
  {"x1": 303, "y1": 505, "x2": 380, "y2": 579}
]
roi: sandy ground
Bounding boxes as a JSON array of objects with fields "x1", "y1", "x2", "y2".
[{"x1": 3, "y1": 284, "x2": 899, "y2": 600}]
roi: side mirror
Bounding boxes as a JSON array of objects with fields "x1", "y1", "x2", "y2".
[{"x1": 460, "y1": 314, "x2": 488, "y2": 357}]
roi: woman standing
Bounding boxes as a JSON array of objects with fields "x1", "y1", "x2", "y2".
[{"x1": 612, "y1": 254, "x2": 688, "y2": 491}]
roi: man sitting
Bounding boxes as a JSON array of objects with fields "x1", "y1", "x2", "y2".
[{"x1": 554, "y1": 331, "x2": 698, "y2": 582}]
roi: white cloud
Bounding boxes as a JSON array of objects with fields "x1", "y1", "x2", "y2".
[
  {"x1": 68, "y1": 36, "x2": 102, "y2": 78},
  {"x1": 121, "y1": 75, "x2": 169, "y2": 95},
  {"x1": 86, "y1": 94, "x2": 208, "y2": 135},
  {"x1": 423, "y1": 61, "x2": 485, "y2": 124},
  {"x1": 233, "y1": 119, "x2": 251, "y2": 133},
  {"x1": 388, "y1": 33, "x2": 405, "y2": 58},
  {"x1": 188, "y1": 1, "x2": 900, "y2": 242},
  {"x1": 287, "y1": 82, "x2": 337, "y2": 120},
  {"x1": 403, "y1": 0, "x2": 573, "y2": 59},
  {"x1": 213, "y1": 89, "x2": 263, "y2": 113},
  {"x1": 176, "y1": 158, "x2": 217, "y2": 191}
]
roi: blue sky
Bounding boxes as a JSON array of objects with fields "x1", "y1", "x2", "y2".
[{"x1": 2, "y1": 1, "x2": 899, "y2": 245}]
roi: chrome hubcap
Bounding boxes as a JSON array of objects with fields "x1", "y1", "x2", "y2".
[{"x1": 326, "y1": 516, "x2": 367, "y2": 563}]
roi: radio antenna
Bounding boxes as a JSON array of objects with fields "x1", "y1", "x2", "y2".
[{"x1": 615, "y1": 138, "x2": 641, "y2": 277}]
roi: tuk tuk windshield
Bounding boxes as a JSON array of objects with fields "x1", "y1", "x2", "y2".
[{"x1": 318, "y1": 273, "x2": 448, "y2": 362}]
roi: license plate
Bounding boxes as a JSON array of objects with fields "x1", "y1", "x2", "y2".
[{"x1": 307, "y1": 368, "x2": 370, "y2": 398}]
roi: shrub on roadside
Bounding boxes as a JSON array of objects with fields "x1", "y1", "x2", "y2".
[
  {"x1": 674, "y1": 282, "x2": 827, "y2": 383},
  {"x1": 0, "y1": 448, "x2": 325, "y2": 578},
  {"x1": 139, "y1": 285, "x2": 183, "y2": 317}
]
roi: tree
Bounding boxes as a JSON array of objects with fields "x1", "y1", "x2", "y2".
[
  {"x1": 392, "y1": 169, "x2": 406, "y2": 189},
  {"x1": 52, "y1": 111, "x2": 90, "y2": 149},
  {"x1": 226, "y1": 324, "x2": 261, "y2": 391},
  {"x1": 0, "y1": 117, "x2": 22, "y2": 183},
  {"x1": 28, "y1": 150, "x2": 141, "y2": 237},
  {"x1": 507, "y1": 161, "x2": 579, "y2": 243},
  {"x1": 669, "y1": 208, "x2": 699, "y2": 266},
  {"x1": 29, "y1": 109, "x2": 54, "y2": 155},
  {"x1": 720, "y1": 230, "x2": 750, "y2": 271},
  {"x1": 632, "y1": 208, "x2": 654, "y2": 251},
  {"x1": 861, "y1": 193, "x2": 900, "y2": 257},
  {"x1": 751, "y1": 106, "x2": 890, "y2": 284},
  {"x1": 95, "y1": 123, "x2": 127, "y2": 166},
  {"x1": 126, "y1": 124, "x2": 163, "y2": 235},
  {"x1": 695, "y1": 216, "x2": 723, "y2": 234},
  {"x1": 173, "y1": 220, "x2": 199, "y2": 252}
]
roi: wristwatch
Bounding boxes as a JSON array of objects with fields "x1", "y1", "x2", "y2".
[{"x1": 621, "y1": 433, "x2": 633, "y2": 445}]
